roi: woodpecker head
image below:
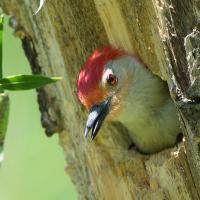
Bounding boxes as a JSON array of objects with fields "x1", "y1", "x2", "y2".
[{"x1": 77, "y1": 46, "x2": 135, "y2": 140}]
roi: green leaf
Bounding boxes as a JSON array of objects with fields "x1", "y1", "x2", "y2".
[
  {"x1": 0, "y1": 93, "x2": 9, "y2": 164},
  {"x1": 0, "y1": 15, "x2": 4, "y2": 80},
  {"x1": 0, "y1": 74, "x2": 61, "y2": 91}
]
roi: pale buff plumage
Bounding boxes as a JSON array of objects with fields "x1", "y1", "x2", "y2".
[{"x1": 78, "y1": 47, "x2": 181, "y2": 154}]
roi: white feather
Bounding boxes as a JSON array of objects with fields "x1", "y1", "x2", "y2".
[{"x1": 34, "y1": 0, "x2": 46, "y2": 15}]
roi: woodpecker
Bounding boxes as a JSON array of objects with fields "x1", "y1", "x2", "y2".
[{"x1": 77, "y1": 46, "x2": 181, "y2": 154}]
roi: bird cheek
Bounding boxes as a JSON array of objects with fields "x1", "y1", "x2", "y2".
[
  {"x1": 84, "y1": 88, "x2": 108, "y2": 110},
  {"x1": 107, "y1": 95, "x2": 122, "y2": 120}
]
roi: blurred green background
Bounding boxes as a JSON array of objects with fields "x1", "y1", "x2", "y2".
[{"x1": 0, "y1": 18, "x2": 77, "y2": 200}]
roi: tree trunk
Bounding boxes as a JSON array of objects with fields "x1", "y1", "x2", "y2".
[{"x1": 1, "y1": 0, "x2": 200, "y2": 199}]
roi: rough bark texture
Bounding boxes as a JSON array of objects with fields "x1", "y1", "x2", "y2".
[{"x1": 1, "y1": 0, "x2": 200, "y2": 199}]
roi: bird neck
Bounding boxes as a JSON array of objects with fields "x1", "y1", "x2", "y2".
[
  {"x1": 104, "y1": 55, "x2": 180, "y2": 153},
  {"x1": 113, "y1": 55, "x2": 170, "y2": 125}
]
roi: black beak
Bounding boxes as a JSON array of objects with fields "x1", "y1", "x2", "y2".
[{"x1": 84, "y1": 97, "x2": 111, "y2": 140}]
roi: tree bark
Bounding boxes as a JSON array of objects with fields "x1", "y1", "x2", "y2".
[{"x1": 1, "y1": 0, "x2": 200, "y2": 199}]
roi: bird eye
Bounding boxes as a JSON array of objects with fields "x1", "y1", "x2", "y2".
[{"x1": 107, "y1": 74, "x2": 118, "y2": 86}]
